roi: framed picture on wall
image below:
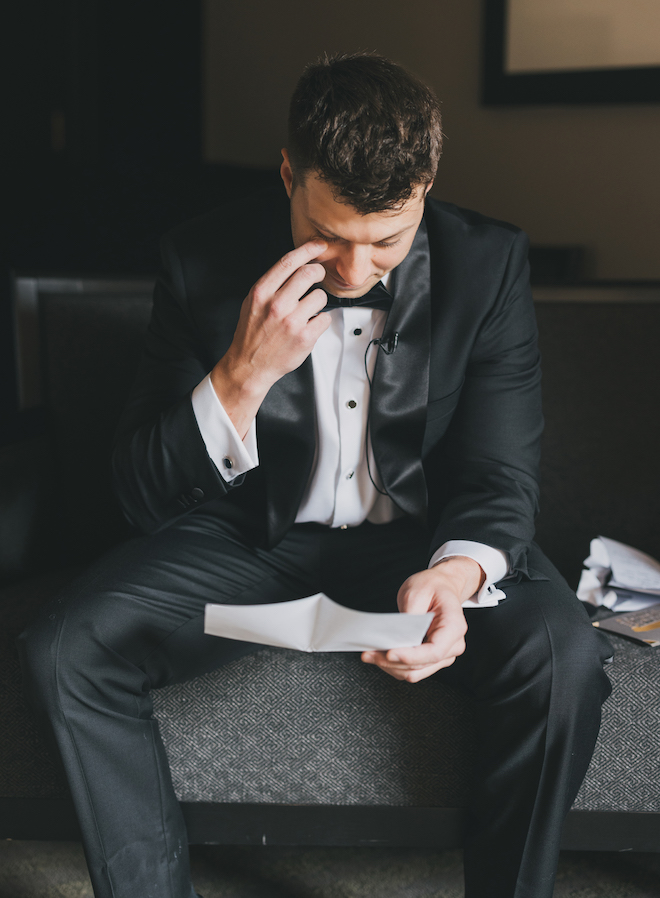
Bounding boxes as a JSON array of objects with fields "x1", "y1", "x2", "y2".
[{"x1": 482, "y1": 0, "x2": 660, "y2": 104}]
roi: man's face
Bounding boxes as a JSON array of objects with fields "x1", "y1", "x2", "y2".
[{"x1": 281, "y1": 151, "x2": 429, "y2": 298}]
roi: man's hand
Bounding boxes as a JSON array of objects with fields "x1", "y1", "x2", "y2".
[
  {"x1": 210, "y1": 240, "x2": 330, "y2": 438},
  {"x1": 361, "y1": 556, "x2": 485, "y2": 683}
]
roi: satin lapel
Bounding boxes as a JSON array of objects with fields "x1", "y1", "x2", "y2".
[
  {"x1": 255, "y1": 192, "x2": 318, "y2": 546},
  {"x1": 258, "y1": 361, "x2": 317, "y2": 546},
  {"x1": 369, "y1": 218, "x2": 432, "y2": 522}
]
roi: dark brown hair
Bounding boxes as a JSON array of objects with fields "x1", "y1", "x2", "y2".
[{"x1": 287, "y1": 52, "x2": 443, "y2": 214}]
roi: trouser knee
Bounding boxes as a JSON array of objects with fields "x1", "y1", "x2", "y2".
[
  {"x1": 459, "y1": 598, "x2": 613, "y2": 723},
  {"x1": 17, "y1": 611, "x2": 59, "y2": 716},
  {"x1": 18, "y1": 584, "x2": 146, "y2": 720},
  {"x1": 550, "y1": 621, "x2": 613, "y2": 709}
]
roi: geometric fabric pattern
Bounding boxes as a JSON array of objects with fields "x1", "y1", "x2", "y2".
[{"x1": 1, "y1": 559, "x2": 659, "y2": 815}]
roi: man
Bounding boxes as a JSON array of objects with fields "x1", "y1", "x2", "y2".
[{"x1": 20, "y1": 53, "x2": 612, "y2": 898}]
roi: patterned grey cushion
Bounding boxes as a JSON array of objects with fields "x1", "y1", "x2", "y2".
[
  {"x1": 154, "y1": 650, "x2": 476, "y2": 806},
  {"x1": 573, "y1": 617, "x2": 660, "y2": 812},
  {"x1": 153, "y1": 632, "x2": 659, "y2": 813},
  {"x1": 2, "y1": 572, "x2": 659, "y2": 816}
]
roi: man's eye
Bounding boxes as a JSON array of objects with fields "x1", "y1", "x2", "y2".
[{"x1": 315, "y1": 233, "x2": 401, "y2": 249}]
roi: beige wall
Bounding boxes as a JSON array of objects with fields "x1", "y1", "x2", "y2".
[{"x1": 203, "y1": 0, "x2": 660, "y2": 280}]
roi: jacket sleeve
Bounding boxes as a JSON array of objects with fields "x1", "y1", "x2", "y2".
[
  {"x1": 429, "y1": 229, "x2": 544, "y2": 580},
  {"x1": 112, "y1": 237, "x2": 233, "y2": 533}
]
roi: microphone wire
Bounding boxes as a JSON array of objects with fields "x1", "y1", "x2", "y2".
[{"x1": 363, "y1": 334, "x2": 399, "y2": 496}]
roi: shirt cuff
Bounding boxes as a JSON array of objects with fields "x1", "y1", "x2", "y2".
[
  {"x1": 191, "y1": 374, "x2": 258, "y2": 482},
  {"x1": 428, "y1": 540, "x2": 509, "y2": 608}
]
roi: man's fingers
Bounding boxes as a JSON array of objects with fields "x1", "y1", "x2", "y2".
[
  {"x1": 295, "y1": 286, "x2": 328, "y2": 319},
  {"x1": 395, "y1": 662, "x2": 449, "y2": 683},
  {"x1": 272, "y1": 262, "x2": 327, "y2": 309},
  {"x1": 363, "y1": 640, "x2": 463, "y2": 670},
  {"x1": 363, "y1": 567, "x2": 470, "y2": 684},
  {"x1": 361, "y1": 651, "x2": 457, "y2": 682},
  {"x1": 255, "y1": 240, "x2": 327, "y2": 298},
  {"x1": 304, "y1": 299, "x2": 333, "y2": 340},
  {"x1": 384, "y1": 630, "x2": 465, "y2": 668},
  {"x1": 385, "y1": 645, "x2": 444, "y2": 667}
]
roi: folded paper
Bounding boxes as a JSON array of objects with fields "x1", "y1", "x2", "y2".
[
  {"x1": 577, "y1": 536, "x2": 660, "y2": 612},
  {"x1": 204, "y1": 592, "x2": 433, "y2": 653}
]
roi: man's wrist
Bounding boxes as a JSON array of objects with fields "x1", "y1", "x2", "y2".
[
  {"x1": 431, "y1": 555, "x2": 486, "y2": 602},
  {"x1": 210, "y1": 356, "x2": 271, "y2": 439},
  {"x1": 211, "y1": 355, "x2": 270, "y2": 407}
]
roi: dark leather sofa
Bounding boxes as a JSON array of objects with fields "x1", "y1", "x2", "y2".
[{"x1": 1, "y1": 274, "x2": 660, "y2": 851}]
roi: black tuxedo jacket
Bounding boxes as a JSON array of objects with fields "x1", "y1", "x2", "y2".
[{"x1": 113, "y1": 187, "x2": 543, "y2": 579}]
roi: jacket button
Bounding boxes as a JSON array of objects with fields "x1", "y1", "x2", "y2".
[{"x1": 191, "y1": 487, "x2": 204, "y2": 500}]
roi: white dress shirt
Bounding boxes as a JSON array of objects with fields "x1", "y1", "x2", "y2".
[{"x1": 191, "y1": 284, "x2": 509, "y2": 607}]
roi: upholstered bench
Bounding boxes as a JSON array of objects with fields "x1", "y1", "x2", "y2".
[{"x1": 1, "y1": 277, "x2": 659, "y2": 850}]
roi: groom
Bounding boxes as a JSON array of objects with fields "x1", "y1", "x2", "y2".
[{"x1": 20, "y1": 52, "x2": 612, "y2": 898}]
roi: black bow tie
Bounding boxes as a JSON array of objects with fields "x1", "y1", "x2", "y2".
[{"x1": 320, "y1": 279, "x2": 393, "y2": 312}]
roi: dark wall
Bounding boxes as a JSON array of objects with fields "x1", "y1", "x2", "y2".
[
  {"x1": 5, "y1": 0, "x2": 203, "y2": 274},
  {"x1": 2, "y1": 0, "x2": 279, "y2": 436}
]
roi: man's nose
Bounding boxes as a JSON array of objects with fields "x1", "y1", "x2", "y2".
[{"x1": 335, "y1": 245, "x2": 373, "y2": 288}]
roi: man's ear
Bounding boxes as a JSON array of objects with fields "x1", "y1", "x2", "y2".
[
  {"x1": 280, "y1": 149, "x2": 294, "y2": 198},
  {"x1": 424, "y1": 180, "x2": 434, "y2": 196}
]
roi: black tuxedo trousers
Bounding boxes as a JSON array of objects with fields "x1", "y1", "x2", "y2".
[{"x1": 19, "y1": 512, "x2": 612, "y2": 898}]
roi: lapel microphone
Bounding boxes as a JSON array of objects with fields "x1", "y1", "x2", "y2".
[{"x1": 373, "y1": 332, "x2": 399, "y2": 354}]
